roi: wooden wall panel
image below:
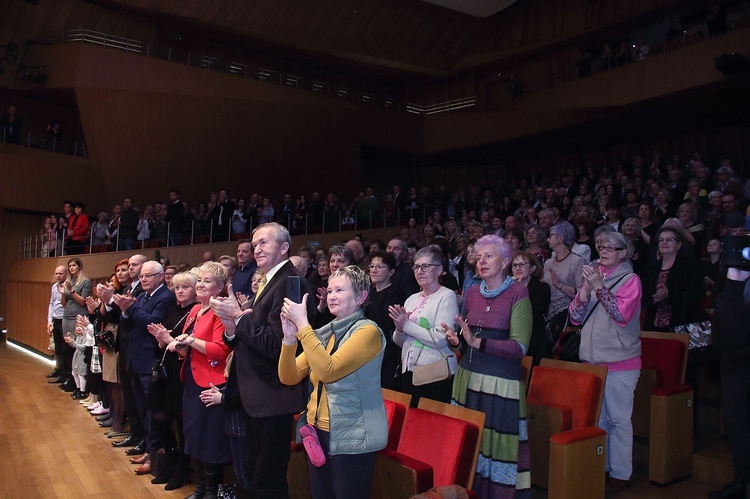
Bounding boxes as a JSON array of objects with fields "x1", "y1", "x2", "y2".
[
  {"x1": 4, "y1": 225, "x2": 403, "y2": 352},
  {"x1": 425, "y1": 28, "x2": 750, "y2": 153},
  {"x1": 5, "y1": 281, "x2": 52, "y2": 354}
]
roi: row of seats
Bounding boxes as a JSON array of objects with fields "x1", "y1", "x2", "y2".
[
  {"x1": 526, "y1": 331, "x2": 693, "y2": 499},
  {"x1": 286, "y1": 330, "x2": 692, "y2": 499}
]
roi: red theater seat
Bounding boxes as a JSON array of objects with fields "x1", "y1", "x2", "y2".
[
  {"x1": 633, "y1": 331, "x2": 693, "y2": 484},
  {"x1": 371, "y1": 398, "x2": 484, "y2": 498},
  {"x1": 528, "y1": 359, "x2": 608, "y2": 499}
]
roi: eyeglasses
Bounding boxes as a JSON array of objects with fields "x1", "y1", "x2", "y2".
[
  {"x1": 368, "y1": 264, "x2": 388, "y2": 271},
  {"x1": 413, "y1": 263, "x2": 441, "y2": 273},
  {"x1": 139, "y1": 272, "x2": 162, "y2": 279},
  {"x1": 548, "y1": 233, "x2": 561, "y2": 237},
  {"x1": 597, "y1": 245, "x2": 624, "y2": 253},
  {"x1": 657, "y1": 237, "x2": 677, "y2": 243},
  {"x1": 511, "y1": 262, "x2": 529, "y2": 269}
]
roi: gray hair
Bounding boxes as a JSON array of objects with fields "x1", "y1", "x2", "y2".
[
  {"x1": 595, "y1": 230, "x2": 633, "y2": 260},
  {"x1": 413, "y1": 246, "x2": 443, "y2": 267},
  {"x1": 551, "y1": 220, "x2": 575, "y2": 247}
]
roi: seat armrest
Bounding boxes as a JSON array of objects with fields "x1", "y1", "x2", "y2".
[{"x1": 370, "y1": 448, "x2": 434, "y2": 498}]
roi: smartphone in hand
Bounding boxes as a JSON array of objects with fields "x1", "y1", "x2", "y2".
[{"x1": 286, "y1": 275, "x2": 301, "y2": 304}]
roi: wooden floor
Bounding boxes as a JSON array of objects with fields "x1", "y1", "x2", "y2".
[
  {"x1": 0, "y1": 339, "x2": 731, "y2": 499},
  {"x1": 0, "y1": 340, "x2": 193, "y2": 499}
]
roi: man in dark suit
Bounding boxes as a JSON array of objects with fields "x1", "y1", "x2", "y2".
[
  {"x1": 209, "y1": 189, "x2": 235, "y2": 240},
  {"x1": 113, "y1": 261, "x2": 175, "y2": 458},
  {"x1": 387, "y1": 238, "x2": 419, "y2": 296},
  {"x1": 166, "y1": 188, "x2": 185, "y2": 247},
  {"x1": 212, "y1": 222, "x2": 314, "y2": 499}
]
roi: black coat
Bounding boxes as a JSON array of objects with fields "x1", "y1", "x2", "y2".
[{"x1": 642, "y1": 252, "x2": 707, "y2": 330}]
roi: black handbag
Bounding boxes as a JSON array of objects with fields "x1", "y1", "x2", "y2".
[
  {"x1": 558, "y1": 328, "x2": 583, "y2": 362},
  {"x1": 151, "y1": 348, "x2": 168, "y2": 383}
]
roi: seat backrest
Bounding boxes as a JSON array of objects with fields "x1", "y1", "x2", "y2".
[
  {"x1": 539, "y1": 359, "x2": 608, "y2": 425},
  {"x1": 383, "y1": 400, "x2": 407, "y2": 451},
  {"x1": 382, "y1": 389, "x2": 411, "y2": 451},
  {"x1": 640, "y1": 331, "x2": 688, "y2": 388},
  {"x1": 527, "y1": 365, "x2": 602, "y2": 429},
  {"x1": 522, "y1": 355, "x2": 533, "y2": 390},
  {"x1": 417, "y1": 398, "x2": 486, "y2": 489},
  {"x1": 397, "y1": 408, "x2": 480, "y2": 488}
]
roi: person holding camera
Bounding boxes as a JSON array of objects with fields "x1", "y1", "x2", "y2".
[{"x1": 709, "y1": 264, "x2": 750, "y2": 499}]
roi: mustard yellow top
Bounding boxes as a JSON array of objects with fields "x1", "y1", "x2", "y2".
[{"x1": 278, "y1": 323, "x2": 382, "y2": 431}]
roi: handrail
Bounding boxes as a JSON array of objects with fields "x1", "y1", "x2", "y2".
[
  {"x1": 38, "y1": 28, "x2": 477, "y2": 116},
  {"x1": 2, "y1": 127, "x2": 88, "y2": 157},
  {"x1": 18, "y1": 205, "x2": 435, "y2": 260}
]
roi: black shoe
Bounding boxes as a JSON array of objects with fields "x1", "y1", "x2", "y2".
[
  {"x1": 73, "y1": 391, "x2": 88, "y2": 400},
  {"x1": 125, "y1": 442, "x2": 146, "y2": 456},
  {"x1": 70, "y1": 389, "x2": 80, "y2": 398},
  {"x1": 61, "y1": 379, "x2": 76, "y2": 392},
  {"x1": 150, "y1": 449, "x2": 177, "y2": 484},
  {"x1": 112, "y1": 435, "x2": 143, "y2": 448},
  {"x1": 164, "y1": 453, "x2": 191, "y2": 491},
  {"x1": 46, "y1": 368, "x2": 60, "y2": 378},
  {"x1": 95, "y1": 414, "x2": 111, "y2": 422},
  {"x1": 98, "y1": 418, "x2": 113, "y2": 428},
  {"x1": 708, "y1": 480, "x2": 749, "y2": 499},
  {"x1": 48, "y1": 376, "x2": 66, "y2": 384}
]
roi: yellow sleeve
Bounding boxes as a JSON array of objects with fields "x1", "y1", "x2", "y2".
[
  {"x1": 297, "y1": 323, "x2": 382, "y2": 383},
  {"x1": 278, "y1": 341, "x2": 310, "y2": 386}
]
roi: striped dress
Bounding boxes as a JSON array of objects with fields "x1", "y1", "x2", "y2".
[{"x1": 452, "y1": 283, "x2": 532, "y2": 499}]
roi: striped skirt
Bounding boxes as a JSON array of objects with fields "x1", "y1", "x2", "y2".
[{"x1": 452, "y1": 365, "x2": 531, "y2": 499}]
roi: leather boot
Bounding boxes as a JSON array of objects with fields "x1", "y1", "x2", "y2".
[
  {"x1": 184, "y1": 459, "x2": 205, "y2": 499},
  {"x1": 202, "y1": 462, "x2": 221, "y2": 499}
]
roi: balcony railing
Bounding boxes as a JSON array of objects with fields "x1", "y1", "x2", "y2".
[
  {"x1": 2, "y1": 127, "x2": 88, "y2": 157},
  {"x1": 38, "y1": 28, "x2": 475, "y2": 116},
  {"x1": 19, "y1": 206, "x2": 436, "y2": 259}
]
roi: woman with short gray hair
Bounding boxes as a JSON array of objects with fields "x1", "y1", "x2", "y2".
[
  {"x1": 388, "y1": 246, "x2": 459, "y2": 406},
  {"x1": 542, "y1": 221, "x2": 585, "y2": 343}
]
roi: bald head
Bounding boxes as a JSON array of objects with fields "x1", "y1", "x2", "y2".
[
  {"x1": 289, "y1": 255, "x2": 308, "y2": 275},
  {"x1": 345, "y1": 240, "x2": 365, "y2": 262},
  {"x1": 54, "y1": 265, "x2": 66, "y2": 284},
  {"x1": 129, "y1": 254, "x2": 149, "y2": 280}
]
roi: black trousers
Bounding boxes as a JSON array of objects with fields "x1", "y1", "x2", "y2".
[
  {"x1": 400, "y1": 370, "x2": 454, "y2": 408},
  {"x1": 721, "y1": 362, "x2": 750, "y2": 482},
  {"x1": 52, "y1": 318, "x2": 74, "y2": 375},
  {"x1": 244, "y1": 412, "x2": 294, "y2": 499},
  {"x1": 307, "y1": 428, "x2": 377, "y2": 499}
]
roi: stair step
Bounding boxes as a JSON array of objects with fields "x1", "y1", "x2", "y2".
[{"x1": 693, "y1": 441, "x2": 733, "y2": 484}]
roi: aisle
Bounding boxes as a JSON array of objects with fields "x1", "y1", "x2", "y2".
[{"x1": 0, "y1": 341, "x2": 192, "y2": 498}]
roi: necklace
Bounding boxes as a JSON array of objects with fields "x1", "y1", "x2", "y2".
[
  {"x1": 484, "y1": 296, "x2": 498, "y2": 312},
  {"x1": 555, "y1": 249, "x2": 571, "y2": 262}
]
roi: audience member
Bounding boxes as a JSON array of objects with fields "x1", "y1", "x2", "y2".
[
  {"x1": 211, "y1": 222, "x2": 315, "y2": 498},
  {"x1": 1, "y1": 104, "x2": 23, "y2": 144}
]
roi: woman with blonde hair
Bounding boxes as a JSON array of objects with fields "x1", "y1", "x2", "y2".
[
  {"x1": 279, "y1": 265, "x2": 387, "y2": 498},
  {"x1": 168, "y1": 262, "x2": 231, "y2": 498}
]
